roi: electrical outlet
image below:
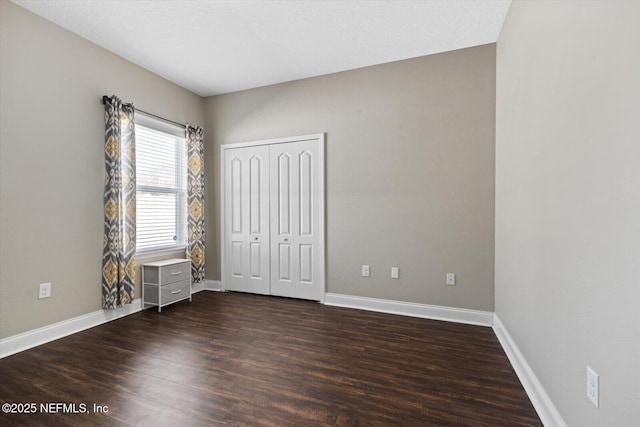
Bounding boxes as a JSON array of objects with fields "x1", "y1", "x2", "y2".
[
  {"x1": 391, "y1": 267, "x2": 399, "y2": 279},
  {"x1": 362, "y1": 265, "x2": 370, "y2": 277},
  {"x1": 38, "y1": 282, "x2": 52, "y2": 299},
  {"x1": 587, "y1": 366, "x2": 599, "y2": 408},
  {"x1": 446, "y1": 273, "x2": 456, "y2": 286}
]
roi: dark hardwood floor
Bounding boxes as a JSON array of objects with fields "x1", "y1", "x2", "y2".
[{"x1": 0, "y1": 292, "x2": 541, "y2": 426}]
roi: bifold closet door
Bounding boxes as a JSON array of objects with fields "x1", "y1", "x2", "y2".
[
  {"x1": 223, "y1": 145, "x2": 270, "y2": 294},
  {"x1": 223, "y1": 136, "x2": 324, "y2": 301},
  {"x1": 270, "y1": 140, "x2": 323, "y2": 301}
]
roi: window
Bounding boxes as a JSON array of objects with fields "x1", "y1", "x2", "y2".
[{"x1": 134, "y1": 113, "x2": 187, "y2": 253}]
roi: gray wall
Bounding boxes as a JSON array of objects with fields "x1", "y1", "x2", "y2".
[
  {"x1": 495, "y1": 1, "x2": 640, "y2": 425},
  {"x1": 1, "y1": 0, "x2": 495, "y2": 339},
  {"x1": 205, "y1": 44, "x2": 496, "y2": 311},
  {"x1": 0, "y1": 1, "x2": 204, "y2": 338}
]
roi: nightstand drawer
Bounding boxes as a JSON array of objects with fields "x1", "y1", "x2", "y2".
[
  {"x1": 161, "y1": 280, "x2": 191, "y2": 305},
  {"x1": 161, "y1": 262, "x2": 190, "y2": 284}
]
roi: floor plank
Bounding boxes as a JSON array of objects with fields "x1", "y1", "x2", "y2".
[{"x1": 0, "y1": 292, "x2": 541, "y2": 426}]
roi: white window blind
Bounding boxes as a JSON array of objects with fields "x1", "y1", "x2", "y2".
[{"x1": 134, "y1": 113, "x2": 187, "y2": 253}]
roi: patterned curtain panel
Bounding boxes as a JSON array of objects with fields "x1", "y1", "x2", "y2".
[
  {"x1": 102, "y1": 96, "x2": 136, "y2": 309},
  {"x1": 186, "y1": 125, "x2": 205, "y2": 283}
]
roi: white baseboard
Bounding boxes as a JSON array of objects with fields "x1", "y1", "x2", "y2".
[
  {"x1": 191, "y1": 281, "x2": 206, "y2": 293},
  {"x1": 1, "y1": 280, "x2": 224, "y2": 359},
  {"x1": 324, "y1": 293, "x2": 494, "y2": 327},
  {"x1": 493, "y1": 315, "x2": 567, "y2": 427},
  {"x1": 203, "y1": 279, "x2": 222, "y2": 291},
  {"x1": 191, "y1": 280, "x2": 222, "y2": 293},
  {"x1": 0, "y1": 299, "x2": 143, "y2": 359}
]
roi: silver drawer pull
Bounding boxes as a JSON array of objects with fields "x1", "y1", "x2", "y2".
[
  {"x1": 171, "y1": 289, "x2": 182, "y2": 294},
  {"x1": 170, "y1": 271, "x2": 182, "y2": 275}
]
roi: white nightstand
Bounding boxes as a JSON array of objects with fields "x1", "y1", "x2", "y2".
[{"x1": 142, "y1": 258, "x2": 192, "y2": 312}]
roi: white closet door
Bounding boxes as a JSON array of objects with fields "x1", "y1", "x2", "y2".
[
  {"x1": 223, "y1": 146, "x2": 270, "y2": 294},
  {"x1": 270, "y1": 140, "x2": 323, "y2": 300}
]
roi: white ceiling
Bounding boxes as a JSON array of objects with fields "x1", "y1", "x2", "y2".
[{"x1": 13, "y1": 0, "x2": 511, "y2": 97}]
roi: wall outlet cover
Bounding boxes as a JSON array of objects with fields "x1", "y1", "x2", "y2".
[
  {"x1": 362, "y1": 265, "x2": 370, "y2": 277},
  {"x1": 587, "y1": 366, "x2": 599, "y2": 408},
  {"x1": 38, "y1": 282, "x2": 52, "y2": 299}
]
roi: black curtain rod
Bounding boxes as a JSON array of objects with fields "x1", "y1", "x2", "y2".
[{"x1": 102, "y1": 95, "x2": 186, "y2": 129}]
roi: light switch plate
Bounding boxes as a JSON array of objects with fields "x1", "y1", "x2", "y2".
[
  {"x1": 446, "y1": 273, "x2": 456, "y2": 286},
  {"x1": 391, "y1": 267, "x2": 399, "y2": 279}
]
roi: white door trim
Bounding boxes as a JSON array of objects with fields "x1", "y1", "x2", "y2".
[
  {"x1": 221, "y1": 133, "x2": 323, "y2": 150},
  {"x1": 220, "y1": 133, "x2": 325, "y2": 302}
]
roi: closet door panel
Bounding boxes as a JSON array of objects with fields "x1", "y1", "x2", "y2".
[
  {"x1": 270, "y1": 140, "x2": 323, "y2": 300},
  {"x1": 299, "y1": 150, "x2": 313, "y2": 237},
  {"x1": 299, "y1": 244, "x2": 313, "y2": 283},
  {"x1": 277, "y1": 153, "x2": 291, "y2": 235},
  {"x1": 279, "y1": 243, "x2": 291, "y2": 281},
  {"x1": 224, "y1": 146, "x2": 270, "y2": 294}
]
